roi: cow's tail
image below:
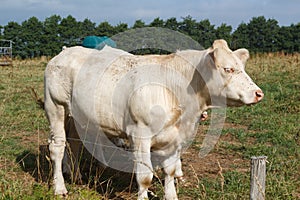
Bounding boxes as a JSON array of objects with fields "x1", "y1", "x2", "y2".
[{"x1": 29, "y1": 87, "x2": 44, "y2": 110}]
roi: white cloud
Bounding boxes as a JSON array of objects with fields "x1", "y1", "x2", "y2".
[
  {"x1": 1, "y1": 0, "x2": 73, "y2": 11},
  {"x1": 0, "y1": 0, "x2": 299, "y2": 27},
  {"x1": 132, "y1": 9, "x2": 162, "y2": 19}
]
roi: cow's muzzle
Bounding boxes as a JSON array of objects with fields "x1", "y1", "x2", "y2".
[{"x1": 255, "y1": 90, "x2": 264, "y2": 102}]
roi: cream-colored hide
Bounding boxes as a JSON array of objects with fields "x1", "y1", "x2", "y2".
[{"x1": 44, "y1": 39, "x2": 263, "y2": 199}]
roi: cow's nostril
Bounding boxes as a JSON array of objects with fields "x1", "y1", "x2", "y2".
[{"x1": 255, "y1": 90, "x2": 264, "y2": 101}]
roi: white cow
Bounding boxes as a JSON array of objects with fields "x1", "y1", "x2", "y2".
[{"x1": 44, "y1": 39, "x2": 263, "y2": 199}]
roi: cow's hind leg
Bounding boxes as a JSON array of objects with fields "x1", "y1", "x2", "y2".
[
  {"x1": 63, "y1": 117, "x2": 82, "y2": 183},
  {"x1": 45, "y1": 99, "x2": 68, "y2": 196},
  {"x1": 128, "y1": 125, "x2": 153, "y2": 200}
]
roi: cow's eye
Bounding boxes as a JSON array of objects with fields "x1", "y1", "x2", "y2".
[{"x1": 224, "y1": 68, "x2": 234, "y2": 73}]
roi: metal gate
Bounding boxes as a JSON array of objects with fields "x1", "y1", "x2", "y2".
[{"x1": 0, "y1": 40, "x2": 13, "y2": 66}]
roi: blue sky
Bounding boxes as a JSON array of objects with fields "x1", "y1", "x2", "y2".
[{"x1": 1, "y1": 0, "x2": 299, "y2": 29}]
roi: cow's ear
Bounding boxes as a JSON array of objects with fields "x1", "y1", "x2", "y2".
[
  {"x1": 208, "y1": 48, "x2": 217, "y2": 64},
  {"x1": 209, "y1": 48, "x2": 216, "y2": 62},
  {"x1": 208, "y1": 48, "x2": 220, "y2": 67},
  {"x1": 212, "y1": 39, "x2": 229, "y2": 50},
  {"x1": 234, "y1": 48, "x2": 249, "y2": 65}
]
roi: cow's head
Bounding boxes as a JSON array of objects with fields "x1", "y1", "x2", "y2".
[{"x1": 204, "y1": 39, "x2": 264, "y2": 107}]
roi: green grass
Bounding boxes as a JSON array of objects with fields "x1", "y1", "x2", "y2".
[
  {"x1": 0, "y1": 53, "x2": 299, "y2": 199},
  {"x1": 213, "y1": 53, "x2": 300, "y2": 199}
]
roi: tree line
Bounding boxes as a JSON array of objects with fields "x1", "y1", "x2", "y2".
[{"x1": 0, "y1": 15, "x2": 299, "y2": 58}]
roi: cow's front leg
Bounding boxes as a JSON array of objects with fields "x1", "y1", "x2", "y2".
[
  {"x1": 174, "y1": 157, "x2": 184, "y2": 180},
  {"x1": 163, "y1": 153, "x2": 180, "y2": 200},
  {"x1": 130, "y1": 127, "x2": 153, "y2": 200}
]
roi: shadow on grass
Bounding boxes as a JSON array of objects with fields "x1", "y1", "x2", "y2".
[
  {"x1": 16, "y1": 145, "x2": 51, "y2": 184},
  {"x1": 15, "y1": 146, "x2": 156, "y2": 199},
  {"x1": 15, "y1": 116, "x2": 161, "y2": 199}
]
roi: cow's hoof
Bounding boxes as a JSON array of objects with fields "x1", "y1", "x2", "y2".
[
  {"x1": 56, "y1": 192, "x2": 68, "y2": 198},
  {"x1": 200, "y1": 111, "x2": 208, "y2": 121},
  {"x1": 164, "y1": 196, "x2": 178, "y2": 200},
  {"x1": 176, "y1": 176, "x2": 186, "y2": 183},
  {"x1": 60, "y1": 193, "x2": 68, "y2": 198},
  {"x1": 54, "y1": 187, "x2": 68, "y2": 197}
]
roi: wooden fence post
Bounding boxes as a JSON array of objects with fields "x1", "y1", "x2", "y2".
[{"x1": 250, "y1": 156, "x2": 267, "y2": 200}]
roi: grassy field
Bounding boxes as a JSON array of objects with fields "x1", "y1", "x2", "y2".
[{"x1": 0, "y1": 53, "x2": 299, "y2": 199}]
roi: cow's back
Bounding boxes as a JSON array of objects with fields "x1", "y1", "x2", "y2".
[{"x1": 45, "y1": 46, "x2": 134, "y2": 136}]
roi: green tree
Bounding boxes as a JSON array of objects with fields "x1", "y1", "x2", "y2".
[
  {"x1": 1, "y1": 15, "x2": 300, "y2": 58},
  {"x1": 42, "y1": 15, "x2": 62, "y2": 56},
  {"x1": 278, "y1": 26, "x2": 294, "y2": 53},
  {"x1": 291, "y1": 23, "x2": 300, "y2": 52},
  {"x1": 114, "y1": 23, "x2": 128, "y2": 33},
  {"x1": 246, "y1": 16, "x2": 280, "y2": 52},
  {"x1": 3, "y1": 22, "x2": 23, "y2": 57},
  {"x1": 59, "y1": 15, "x2": 81, "y2": 46},
  {"x1": 78, "y1": 18, "x2": 96, "y2": 37},
  {"x1": 216, "y1": 23, "x2": 232, "y2": 46},
  {"x1": 179, "y1": 16, "x2": 198, "y2": 39},
  {"x1": 264, "y1": 18, "x2": 280, "y2": 52},
  {"x1": 132, "y1": 20, "x2": 146, "y2": 29},
  {"x1": 0, "y1": 25, "x2": 3, "y2": 38},
  {"x1": 164, "y1": 17, "x2": 179, "y2": 31},
  {"x1": 149, "y1": 17, "x2": 164, "y2": 27},
  {"x1": 96, "y1": 21, "x2": 115, "y2": 36},
  {"x1": 246, "y1": 16, "x2": 265, "y2": 52},
  {"x1": 21, "y1": 17, "x2": 44, "y2": 58},
  {"x1": 232, "y1": 22, "x2": 250, "y2": 50},
  {"x1": 196, "y1": 19, "x2": 216, "y2": 48}
]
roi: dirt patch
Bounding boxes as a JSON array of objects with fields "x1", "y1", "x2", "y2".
[{"x1": 179, "y1": 125, "x2": 249, "y2": 188}]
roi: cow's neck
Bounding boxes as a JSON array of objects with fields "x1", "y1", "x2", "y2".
[{"x1": 175, "y1": 49, "x2": 211, "y2": 112}]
